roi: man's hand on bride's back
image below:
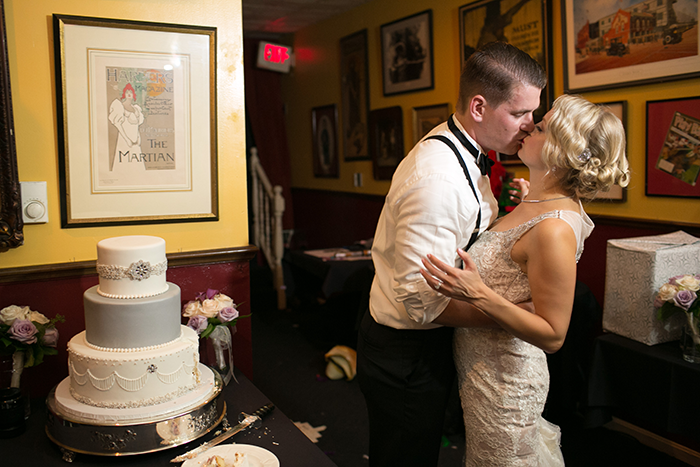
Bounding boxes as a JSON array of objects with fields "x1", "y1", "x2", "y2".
[{"x1": 509, "y1": 178, "x2": 530, "y2": 204}]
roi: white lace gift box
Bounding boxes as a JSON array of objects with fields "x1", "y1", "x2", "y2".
[{"x1": 603, "y1": 231, "x2": 700, "y2": 345}]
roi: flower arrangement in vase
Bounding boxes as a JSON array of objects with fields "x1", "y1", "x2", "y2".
[
  {"x1": 655, "y1": 274, "x2": 700, "y2": 363},
  {"x1": 1, "y1": 305, "x2": 64, "y2": 386},
  {"x1": 182, "y1": 289, "x2": 247, "y2": 384}
]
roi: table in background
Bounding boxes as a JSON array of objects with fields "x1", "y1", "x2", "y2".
[
  {"x1": 284, "y1": 249, "x2": 374, "y2": 299},
  {"x1": 587, "y1": 332, "x2": 700, "y2": 450},
  {"x1": 2, "y1": 368, "x2": 337, "y2": 467}
]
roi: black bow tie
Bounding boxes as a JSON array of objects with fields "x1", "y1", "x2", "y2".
[{"x1": 447, "y1": 115, "x2": 493, "y2": 177}]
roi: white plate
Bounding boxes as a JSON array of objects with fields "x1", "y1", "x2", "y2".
[{"x1": 182, "y1": 444, "x2": 280, "y2": 467}]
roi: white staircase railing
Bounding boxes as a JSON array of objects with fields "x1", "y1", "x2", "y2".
[{"x1": 249, "y1": 147, "x2": 286, "y2": 310}]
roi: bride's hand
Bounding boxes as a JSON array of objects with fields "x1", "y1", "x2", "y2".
[{"x1": 420, "y1": 250, "x2": 487, "y2": 302}]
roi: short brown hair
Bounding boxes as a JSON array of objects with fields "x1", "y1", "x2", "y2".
[{"x1": 457, "y1": 42, "x2": 546, "y2": 112}]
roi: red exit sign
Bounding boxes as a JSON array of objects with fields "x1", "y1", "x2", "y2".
[{"x1": 256, "y1": 41, "x2": 293, "y2": 73}]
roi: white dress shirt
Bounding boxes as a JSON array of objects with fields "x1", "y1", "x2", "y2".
[{"x1": 369, "y1": 117, "x2": 499, "y2": 329}]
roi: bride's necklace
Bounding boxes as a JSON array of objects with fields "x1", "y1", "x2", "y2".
[{"x1": 521, "y1": 195, "x2": 574, "y2": 203}]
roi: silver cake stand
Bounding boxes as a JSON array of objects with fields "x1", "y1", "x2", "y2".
[{"x1": 45, "y1": 366, "x2": 225, "y2": 462}]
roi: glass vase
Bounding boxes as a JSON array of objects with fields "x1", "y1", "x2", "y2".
[
  {"x1": 681, "y1": 314, "x2": 700, "y2": 364},
  {"x1": 0, "y1": 351, "x2": 29, "y2": 438}
]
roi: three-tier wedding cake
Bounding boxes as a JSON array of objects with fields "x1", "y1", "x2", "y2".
[{"x1": 53, "y1": 236, "x2": 218, "y2": 424}]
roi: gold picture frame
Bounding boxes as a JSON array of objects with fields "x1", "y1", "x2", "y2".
[{"x1": 54, "y1": 15, "x2": 218, "y2": 227}]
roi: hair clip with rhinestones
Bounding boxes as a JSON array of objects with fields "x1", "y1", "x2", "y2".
[{"x1": 578, "y1": 148, "x2": 592, "y2": 162}]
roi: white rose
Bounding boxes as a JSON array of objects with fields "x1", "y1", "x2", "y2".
[
  {"x1": 214, "y1": 293, "x2": 234, "y2": 311},
  {"x1": 29, "y1": 311, "x2": 50, "y2": 325},
  {"x1": 657, "y1": 283, "x2": 678, "y2": 302},
  {"x1": 182, "y1": 300, "x2": 203, "y2": 317},
  {"x1": 0, "y1": 305, "x2": 30, "y2": 325},
  {"x1": 677, "y1": 275, "x2": 700, "y2": 292},
  {"x1": 200, "y1": 299, "x2": 219, "y2": 318}
]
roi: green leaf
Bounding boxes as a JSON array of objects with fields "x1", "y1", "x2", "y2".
[
  {"x1": 657, "y1": 302, "x2": 683, "y2": 321},
  {"x1": 200, "y1": 323, "x2": 216, "y2": 339}
]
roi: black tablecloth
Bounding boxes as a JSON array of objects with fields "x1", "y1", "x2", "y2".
[
  {"x1": 588, "y1": 332, "x2": 700, "y2": 448},
  {"x1": 284, "y1": 249, "x2": 373, "y2": 299},
  {"x1": 2, "y1": 368, "x2": 337, "y2": 466}
]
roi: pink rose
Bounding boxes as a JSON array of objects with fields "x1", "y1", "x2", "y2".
[
  {"x1": 187, "y1": 315, "x2": 209, "y2": 335},
  {"x1": 9, "y1": 319, "x2": 38, "y2": 344},
  {"x1": 218, "y1": 306, "x2": 239, "y2": 323},
  {"x1": 42, "y1": 327, "x2": 60, "y2": 347},
  {"x1": 182, "y1": 300, "x2": 202, "y2": 317},
  {"x1": 200, "y1": 299, "x2": 220, "y2": 318}
]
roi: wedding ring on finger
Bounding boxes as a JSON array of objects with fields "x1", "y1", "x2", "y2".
[{"x1": 435, "y1": 281, "x2": 442, "y2": 290}]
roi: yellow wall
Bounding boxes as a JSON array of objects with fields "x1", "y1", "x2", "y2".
[
  {"x1": 282, "y1": 0, "x2": 700, "y2": 225},
  {"x1": 2, "y1": 0, "x2": 247, "y2": 268}
]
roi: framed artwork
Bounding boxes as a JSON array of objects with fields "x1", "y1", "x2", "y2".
[
  {"x1": 562, "y1": 0, "x2": 700, "y2": 92},
  {"x1": 54, "y1": 15, "x2": 218, "y2": 228},
  {"x1": 312, "y1": 105, "x2": 339, "y2": 178},
  {"x1": 587, "y1": 101, "x2": 627, "y2": 202},
  {"x1": 412, "y1": 103, "x2": 450, "y2": 144},
  {"x1": 459, "y1": 0, "x2": 553, "y2": 119},
  {"x1": 381, "y1": 10, "x2": 434, "y2": 96},
  {"x1": 0, "y1": 0, "x2": 22, "y2": 249},
  {"x1": 646, "y1": 96, "x2": 700, "y2": 198},
  {"x1": 369, "y1": 106, "x2": 404, "y2": 180},
  {"x1": 340, "y1": 29, "x2": 370, "y2": 161}
]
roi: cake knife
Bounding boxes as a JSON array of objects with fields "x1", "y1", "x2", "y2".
[{"x1": 170, "y1": 403, "x2": 275, "y2": 463}]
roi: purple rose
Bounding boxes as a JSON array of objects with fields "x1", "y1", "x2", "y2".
[
  {"x1": 42, "y1": 327, "x2": 59, "y2": 347},
  {"x1": 674, "y1": 289, "x2": 697, "y2": 311},
  {"x1": 9, "y1": 319, "x2": 38, "y2": 344},
  {"x1": 217, "y1": 307, "x2": 239, "y2": 323},
  {"x1": 196, "y1": 288, "x2": 219, "y2": 302},
  {"x1": 187, "y1": 315, "x2": 209, "y2": 335}
]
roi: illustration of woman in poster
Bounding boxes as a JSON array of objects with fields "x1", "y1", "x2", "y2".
[{"x1": 108, "y1": 83, "x2": 144, "y2": 171}]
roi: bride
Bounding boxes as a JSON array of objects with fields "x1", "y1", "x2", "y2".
[{"x1": 421, "y1": 94, "x2": 629, "y2": 466}]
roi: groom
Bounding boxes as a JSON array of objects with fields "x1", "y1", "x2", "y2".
[{"x1": 357, "y1": 42, "x2": 546, "y2": 467}]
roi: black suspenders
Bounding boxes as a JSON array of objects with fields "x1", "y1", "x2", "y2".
[{"x1": 425, "y1": 134, "x2": 482, "y2": 251}]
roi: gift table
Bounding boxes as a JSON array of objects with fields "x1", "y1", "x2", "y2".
[
  {"x1": 1, "y1": 367, "x2": 337, "y2": 466},
  {"x1": 587, "y1": 332, "x2": 700, "y2": 452}
]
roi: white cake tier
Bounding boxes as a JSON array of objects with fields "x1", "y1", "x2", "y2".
[
  {"x1": 84, "y1": 282, "x2": 181, "y2": 349},
  {"x1": 96, "y1": 236, "x2": 168, "y2": 299},
  {"x1": 68, "y1": 326, "x2": 201, "y2": 409},
  {"x1": 54, "y1": 364, "x2": 218, "y2": 424}
]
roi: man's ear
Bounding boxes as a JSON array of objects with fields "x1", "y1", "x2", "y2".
[{"x1": 470, "y1": 95, "x2": 486, "y2": 123}]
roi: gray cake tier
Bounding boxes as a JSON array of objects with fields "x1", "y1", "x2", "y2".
[{"x1": 84, "y1": 283, "x2": 182, "y2": 349}]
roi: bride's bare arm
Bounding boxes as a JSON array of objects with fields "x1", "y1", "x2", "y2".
[{"x1": 421, "y1": 219, "x2": 577, "y2": 353}]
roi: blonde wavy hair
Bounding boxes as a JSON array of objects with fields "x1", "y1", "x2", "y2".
[{"x1": 542, "y1": 94, "x2": 630, "y2": 198}]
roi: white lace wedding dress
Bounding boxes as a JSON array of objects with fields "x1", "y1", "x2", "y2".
[{"x1": 454, "y1": 207, "x2": 593, "y2": 466}]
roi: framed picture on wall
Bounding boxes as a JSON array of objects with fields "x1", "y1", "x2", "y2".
[
  {"x1": 340, "y1": 29, "x2": 370, "y2": 161},
  {"x1": 459, "y1": 0, "x2": 553, "y2": 119},
  {"x1": 562, "y1": 0, "x2": 700, "y2": 92},
  {"x1": 646, "y1": 96, "x2": 700, "y2": 198},
  {"x1": 381, "y1": 10, "x2": 434, "y2": 96},
  {"x1": 369, "y1": 106, "x2": 404, "y2": 180},
  {"x1": 312, "y1": 104, "x2": 340, "y2": 178},
  {"x1": 54, "y1": 15, "x2": 218, "y2": 228},
  {"x1": 412, "y1": 103, "x2": 450, "y2": 144}
]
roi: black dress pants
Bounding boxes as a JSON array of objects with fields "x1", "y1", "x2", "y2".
[{"x1": 357, "y1": 309, "x2": 455, "y2": 467}]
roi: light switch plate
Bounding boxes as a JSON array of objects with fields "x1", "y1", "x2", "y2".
[{"x1": 20, "y1": 181, "x2": 48, "y2": 224}]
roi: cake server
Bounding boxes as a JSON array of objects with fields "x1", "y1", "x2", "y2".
[{"x1": 170, "y1": 403, "x2": 275, "y2": 463}]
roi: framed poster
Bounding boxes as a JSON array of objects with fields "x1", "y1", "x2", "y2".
[
  {"x1": 646, "y1": 96, "x2": 700, "y2": 198},
  {"x1": 381, "y1": 10, "x2": 434, "y2": 96},
  {"x1": 312, "y1": 105, "x2": 339, "y2": 178},
  {"x1": 459, "y1": 0, "x2": 553, "y2": 118},
  {"x1": 587, "y1": 101, "x2": 627, "y2": 202},
  {"x1": 54, "y1": 15, "x2": 218, "y2": 228},
  {"x1": 412, "y1": 103, "x2": 450, "y2": 144},
  {"x1": 562, "y1": 0, "x2": 700, "y2": 92},
  {"x1": 369, "y1": 106, "x2": 404, "y2": 180},
  {"x1": 340, "y1": 29, "x2": 370, "y2": 161},
  {"x1": 0, "y1": 0, "x2": 21, "y2": 249}
]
